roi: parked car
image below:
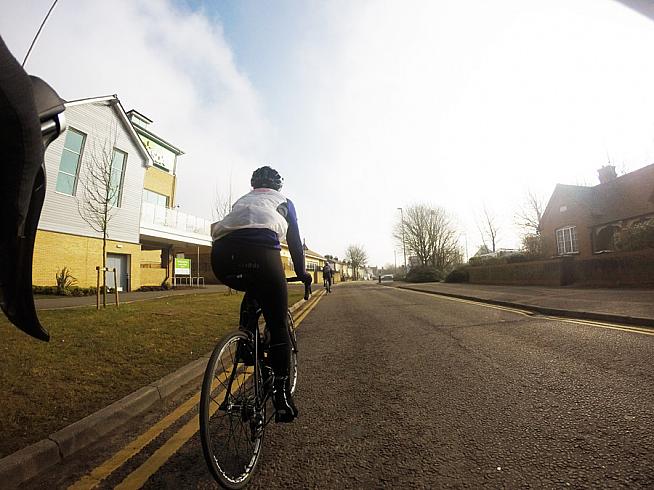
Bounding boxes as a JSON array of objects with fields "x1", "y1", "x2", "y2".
[{"x1": 381, "y1": 274, "x2": 394, "y2": 282}]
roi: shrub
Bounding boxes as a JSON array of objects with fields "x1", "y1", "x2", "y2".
[
  {"x1": 33, "y1": 285, "x2": 102, "y2": 297},
  {"x1": 55, "y1": 267, "x2": 77, "y2": 295},
  {"x1": 69, "y1": 286, "x2": 99, "y2": 296},
  {"x1": 506, "y1": 253, "x2": 531, "y2": 264},
  {"x1": 468, "y1": 255, "x2": 505, "y2": 266},
  {"x1": 405, "y1": 265, "x2": 442, "y2": 283},
  {"x1": 137, "y1": 283, "x2": 171, "y2": 292},
  {"x1": 614, "y1": 220, "x2": 654, "y2": 252},
  {"x1": 33, "y1": 285, "x2": 58, "y2": 295},
  {"x1": 444, "y1": 267, "x2": 469, "y2": 283},
  {"x1": 521, "y1": 234, "x2": 546, "y2": 258}
]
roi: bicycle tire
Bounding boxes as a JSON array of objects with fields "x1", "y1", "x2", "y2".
[
  {"x1": 286, "y1": 310, "x2": 298, "y2": 395},
  {"x1": 199, "y1": 330, "x2": 265, "y2": 489}
]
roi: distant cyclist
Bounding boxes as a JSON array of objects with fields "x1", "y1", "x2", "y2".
[
  {"x1": 210, "y1": 166, "x2": 311, "y2": 422},
  {"x1": 322, "y1": 262, "x2": 333, "y2": 293}
]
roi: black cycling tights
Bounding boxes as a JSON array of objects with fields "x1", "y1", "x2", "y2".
[{"x1": 211, "y1": 239, "x2": 291, "y2": 376}]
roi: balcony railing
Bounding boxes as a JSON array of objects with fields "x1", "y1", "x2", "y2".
[{"x1": 140, "y1": 201, "x2": 211, "y2": 236}]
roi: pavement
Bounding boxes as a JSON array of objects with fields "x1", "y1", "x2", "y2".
[
  {"x1": 35, "y1": 284, "x2": 229, "y2": 310},
  {"x1": 395, "y1": 281, "x2": 654, "y2": 327}
]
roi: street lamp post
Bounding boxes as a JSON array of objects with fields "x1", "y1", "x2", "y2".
[{"x1": 397, "y1": 207, "x2": 407, "y2": 271}]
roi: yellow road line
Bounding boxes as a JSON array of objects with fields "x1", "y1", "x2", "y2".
[
  {"x1": 115, "y1": 372, "x2": 250, "y2": 490},
  {"x1": 68, "y1": 392, "x2": 200, "y2": 490},
  {"x1": 399, "y1": 287, "x2": 654, "y2": 336},
  {"x1": 68, "y1": 370, "x2": 231, "y2": 490},
  {"x1": 293, "y1": 290, "x2": 325, "y2": 328},
  {"x1": 70, "y1": 292, "x2": 324, "y2": 489},
  {"x1": 399, "y1": 288, "x2": 534, "y2": 317},
  {"x1": 550, "y1": 317, "x2": 654, "y2": 336}
]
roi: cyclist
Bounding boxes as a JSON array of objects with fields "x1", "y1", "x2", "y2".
[
  {"x1": 322, "y1": 261, "x2": 333, "y2": 293},
  {"x1": 210, "y1": 166, "x2": 311, "y2": 422}
]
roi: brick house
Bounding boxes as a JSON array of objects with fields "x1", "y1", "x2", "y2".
[{"x1": 540, "y1": 164, "x2": 654, "y2": 258}]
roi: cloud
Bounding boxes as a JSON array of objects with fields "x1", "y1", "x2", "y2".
[
  {"x1": 4, "y1": 0, "x2": 654, "y2": 266},
  {"x1": 268, "y1": 0, "x2": 654, "y2": 262},
  {"x1": 0, "y1": 0, "x2": 270, "y2": 217}
]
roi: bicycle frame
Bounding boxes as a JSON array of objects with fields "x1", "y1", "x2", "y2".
[{"x1": 219, "y1": 296, "x2": 270, "y2": 420}]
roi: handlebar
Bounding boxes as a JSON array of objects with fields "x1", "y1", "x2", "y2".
[{"x1": 286, "y1": 276, "x2": 312, "y2": 301}]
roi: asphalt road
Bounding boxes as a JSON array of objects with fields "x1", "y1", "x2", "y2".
[{"x1": 29, "y1": 282, "x2": 654, "y2": 488}]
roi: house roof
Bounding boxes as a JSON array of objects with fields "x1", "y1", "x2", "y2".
[
  {"x1": 280, "y1": 241, "x2": 326, "y2": 261},
  {"x1": 590, "y1": 163, "x2": 654, "y2": 224},
  {"x1": 65, "y1": 95, "x2": 153, "y2": 167},
  {"x1": 542, "y1": 163, "x2": 654, "y2": 227}
]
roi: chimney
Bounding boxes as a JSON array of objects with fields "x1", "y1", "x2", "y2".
[{"x1": 598, "y1": 165, "x2": 617, "y2": 184}]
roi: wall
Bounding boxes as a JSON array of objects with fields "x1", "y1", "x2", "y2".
[
  {"x1": 140, "y1": 268, "x2": 167, "y2": 287},
  {"x1": 467, "y1": 250, "x2": 654, "y2": 287},
  {"x1": 540, "y1": 186, "x2": 594, "y2": 258},
  {"x1": 143, "y1": 167, "x2": 176, "y2": 205},
  {"x1": 40, "y1": 101, "x2": 146, "y2": 245},
  {"x1": 572, "y1": 250, "x2": 654, "y2": 287},
  {"x1": 468, "y1": 258, "x2": 566, "y2": 286},
  {"x1": 33, "y1": 229, "x2": 142, "y2": 290}
]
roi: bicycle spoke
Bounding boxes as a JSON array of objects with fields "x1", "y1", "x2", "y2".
[{"x1": 200, "y1": 332, "x2": 264, "y2": 487}]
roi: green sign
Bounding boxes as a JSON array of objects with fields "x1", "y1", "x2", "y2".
[{"x1": 174, "y1": 258, "x2": 191, "y2": 275}]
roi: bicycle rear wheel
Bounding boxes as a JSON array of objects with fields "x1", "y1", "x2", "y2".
[
  {"x1": 199, "y1": 331, "x2": 265, "y2": 489},
  {"x1": 286, "y1": 311, "x2": 298, "y2": 395}
]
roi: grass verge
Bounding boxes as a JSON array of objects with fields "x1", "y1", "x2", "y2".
[{"x1": 0, "y1": 289, "x2": 304, "y2": 458}]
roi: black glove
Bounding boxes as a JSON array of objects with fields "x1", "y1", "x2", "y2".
[{"x1": 300, "y1": 272, "x2": 313, "y2": 285}]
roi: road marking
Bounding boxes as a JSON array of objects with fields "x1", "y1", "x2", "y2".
[
  {"x1": 293, "y1": 290, "x2": 325, "y2": 328},
  {"x1": 115, "y1": 371, "x2": 251, "y2": 490},
  {"x1": 67, "y1": 392, "x2": 201, "y2": 490},
  {"x1": 67, "y1": 370, "x2": 231, "y2": 490},
  {"x1": 398, "y1": 287, "x2": 654, "y2": 336},
  {"x1": 69, "y1": 291, "x2": 324, "y2": 489},
  {"x1": 398, "y1": 288, "x2": 534, "y2": 317},
  {"x1": 549, "y1": 317, "x2": 654, "y2": 336}
]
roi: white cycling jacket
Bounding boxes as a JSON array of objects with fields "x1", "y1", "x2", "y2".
[{"x1": 210, "y1": 188, "x2": 289, "y2": 242}]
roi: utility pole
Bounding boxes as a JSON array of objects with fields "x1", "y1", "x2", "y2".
[{"x1": 397, "y1": 207, "x2": 407, "y2": 271}]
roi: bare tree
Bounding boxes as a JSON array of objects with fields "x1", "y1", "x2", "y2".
[
  {"x1": 515, "y1": 190, "x2": 544, "y2": 236},
  {"x1": 78, "y1": 124, "x2": 121, "y2": 306},
  {"x1": 345, "y1": 244, "x2": 368, "y2": 280},
  {"x1": 515, "y1": 190, "x2": 546, "y2": 258},
  {"x1": 393, "y1": 204, "x2": 461, "y2": 271},
  {"x1": 212, "y1": 187, "x2": 234, "y2": 294},
  {"x1": 212, "y1": 190, "x2": 232, "y2": 221},
  {"x1": 477, "y1": 205, "x2": 499, "y2": 253}
]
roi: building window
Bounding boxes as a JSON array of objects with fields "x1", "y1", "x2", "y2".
[
  {"x1": 556, "y1": 226, "x2": 578, "y2": 255},
  {"x1": 56, "y1": 128, "x2": 86, "y2": 195},
  {"x1": 110, "y1": 149, "x2": 127, "y2": 207},
  {"x1": 142, "y1": 189, "x2": 169, "y2": 208}
]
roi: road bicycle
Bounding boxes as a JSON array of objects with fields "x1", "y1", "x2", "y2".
[
  {"x1": 323, "y1": 277, "x2": 332, "y2": 293},
  {"x1": 199, "y1": 276, "x2": 311, "y2": 489}
]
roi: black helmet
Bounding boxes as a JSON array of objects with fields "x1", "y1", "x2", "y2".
[{"x1": 251, "y1": 166, "x2": 283, "y2": 191}]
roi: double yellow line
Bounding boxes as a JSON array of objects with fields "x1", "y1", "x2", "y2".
[
  {"x1": 400, "y1": 287, "x2": 654, "y2": 336},
  {"x1": 69, "y1": 291, "x2": 325, "y2": 490}
]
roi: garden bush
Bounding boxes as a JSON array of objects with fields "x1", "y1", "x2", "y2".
[
  {"x1": 444, "y1": 267, "x2": 470, "y2": 283},
  {"x1": 405, "y1": 265, "x2": 442, "y2": 283},
  {"x1": 615, "y1": 220, "x2": 654, "y2": 251}
]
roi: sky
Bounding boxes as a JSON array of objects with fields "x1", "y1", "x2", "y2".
[{"x1": 2, "y1": 0, "x2": 654, "y2": 266}]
